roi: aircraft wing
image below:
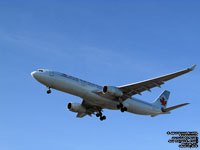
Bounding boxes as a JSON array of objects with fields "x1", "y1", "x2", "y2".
[
  {"x1": 118, "y1": 65, "x2": 196, "y2": 100},
  {"x1": 76, "y1": 112, "x2": 88, "y2": 118}
]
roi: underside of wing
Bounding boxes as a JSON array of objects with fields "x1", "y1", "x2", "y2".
[
  {"x1": 68, "y1": 99, "x2": 106, "y2": 120},
  {"x1": 76, "y1": 112, "x2": 88, "y2": 118},
  {"x1": 77, "y1": 99, "x2": 101, "y2": 117},
  {"x1": 93, "y1": 90, "x2": 117, "y2": 100},
  {"x1": 118, "y1": 65, "x2": 196, "y2": 100}
]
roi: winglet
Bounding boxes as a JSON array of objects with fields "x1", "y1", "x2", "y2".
[{"x1": 189, "y1": 65, "x2": 196, "y2": 71}]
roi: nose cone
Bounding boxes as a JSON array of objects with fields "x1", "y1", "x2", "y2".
[{"x1": 31, "y1": 71, "x2": 38, "y2": 79}]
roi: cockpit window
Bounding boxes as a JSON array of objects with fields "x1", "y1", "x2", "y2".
[{"x1": 37, "y1": 69, "x2": 44, "y2": 72}]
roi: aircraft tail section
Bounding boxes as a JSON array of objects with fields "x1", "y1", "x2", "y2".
[
  {"x1": 153, "y1": 90, "x2": 170, "y2": 109},
  {"x1": 152, "y1": 90, "x2": 190, "y2": 116}
]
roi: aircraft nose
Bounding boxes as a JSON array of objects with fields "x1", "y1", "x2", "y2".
[{"x1": 31, "y1": 71, "x2": 38, "y2": 79}]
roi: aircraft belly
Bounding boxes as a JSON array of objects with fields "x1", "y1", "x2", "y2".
[
  {"x1": 48, "y1": 76, "x2": 117, "y2": 109},
  {"x1": 45, "y1": 76, "x2": 161, "y2": 113},
  {"x1": 123, "y1": 99, "x2": 156, "y2": 115}
]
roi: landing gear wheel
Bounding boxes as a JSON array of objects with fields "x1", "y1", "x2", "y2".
[
  {"x1": 117, "y1": 103, "x2": 123, "y2": 109},
  {"x1": 120, "y1": 108, "x2": 125, "y2": 112},
  {"x1": 117, "y1": 105, "x2": 121, "y2": 109},
  {"x1": 47, "y1": 89, "x2": 51, "y2": 94},
  {"x1": 100, "y1": 116, "x2": 106, "y2": 121},
  {"x1": 96, "y1": 109, "x2": 106, "y2": 121},
  {"x1": 117, "y1": 102, "x2": 127, "y2": 112},
  {"x1": 123, "y1": 107, "x2": 127, "y2": 111},
  {"x1": 100, "y1": 116, "x2": 104, "y2": 121},
  {"x1": 120, "y1": 107, "x2": 127, "y2": 112}
]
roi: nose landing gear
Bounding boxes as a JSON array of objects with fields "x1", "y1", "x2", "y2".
[{"x1": 47, "y1": 87, "x2": 51, "y2": 94}]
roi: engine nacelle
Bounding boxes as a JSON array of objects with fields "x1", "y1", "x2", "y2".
[
  {"x1": 103, "y1": 86, "x2": 123, "y2": 97},
  {"x1": 67, "y1": 102, "x2": 86, "y2": 113}
]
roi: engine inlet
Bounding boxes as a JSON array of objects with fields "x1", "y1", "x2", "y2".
[
  {"x1": 103, "y1": 86, "x2": 108, "y2": 93},
  {"x1": 67, "y1": 103, "x2": 72, "y2": 109}
]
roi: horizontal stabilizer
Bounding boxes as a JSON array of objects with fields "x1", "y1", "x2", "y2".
[{"x1": 162, "y1": 103, "x2": 190, "y2": 112}]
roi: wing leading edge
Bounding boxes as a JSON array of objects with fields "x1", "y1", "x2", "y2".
[{"x1": 118, "y1": 65, "x2": 196, "y2": 100}]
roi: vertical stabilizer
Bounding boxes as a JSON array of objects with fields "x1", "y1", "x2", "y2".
[{"x1": 153, "y1": 90, "x2": 170, "y2": 109}]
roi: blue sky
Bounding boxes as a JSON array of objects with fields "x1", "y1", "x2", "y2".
[{"x1": 0, "y1": 1, "x2": 199, "y2": 150}]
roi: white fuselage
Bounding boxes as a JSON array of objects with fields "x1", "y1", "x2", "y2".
[{"x1": 31, "y1": 70, "x2": 163, "y2": 116}]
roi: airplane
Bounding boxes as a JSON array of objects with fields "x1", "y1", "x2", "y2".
[{"x1": 31, "y1": 65, "x2": 196, "y2": 121}]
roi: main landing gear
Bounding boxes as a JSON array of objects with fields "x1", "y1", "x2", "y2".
[
  {"x1": 96, "y1": 111, "x2": 106, "y2": 121},
  {"x1": 117, "y1": 103, "x2": 127, "y2": 112},
  {"x1": 47, "y1": 87, "x2": 51, "y2": 94}
]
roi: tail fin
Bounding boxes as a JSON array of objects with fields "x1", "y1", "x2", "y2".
[{"x1": 153, "y1": 90, "x2": 170, "y2": 109}]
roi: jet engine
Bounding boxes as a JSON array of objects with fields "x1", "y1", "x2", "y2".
[
  {"x1": 102, "y1": 86, "x2": 123, "y2": 97},
  {"x1": 67, "y1": 102, "x2": 86, "y2": 113}
]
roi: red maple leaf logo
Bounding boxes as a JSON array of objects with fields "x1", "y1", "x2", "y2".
[{"x1": 160, "y1": 97, "x2": 167, "y2": 106}]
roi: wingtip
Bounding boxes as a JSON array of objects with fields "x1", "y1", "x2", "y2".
[{"x1": 189, "y1": 65, "x2": 196, "y2": 71}]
